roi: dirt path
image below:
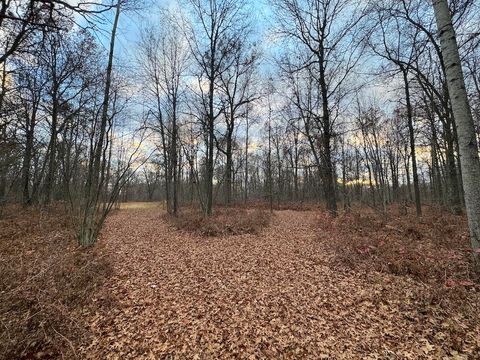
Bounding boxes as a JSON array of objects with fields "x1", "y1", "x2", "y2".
[{"x1": 80, "y1": 209, "x2": 478, "y2": 359}]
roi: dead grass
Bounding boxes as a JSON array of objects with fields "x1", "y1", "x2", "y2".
[
  {"x1": 166, "y1": 207, "x2": 271, "y2": 236},
  {"x1": 314, "y1": 205, "x2": 480, "y2": 356},
  {"x1": 327, "y1": 205, "x2": 478, "y2": 300},
  {"x1": 119, "y1": 201, "x2": 163, "y2": 210},
  {"x1": 234, "y1": 200, "x2": 324, "y2": 212},
  {"x1": 0, "y1": 204, "x2": 112, "y2": 359}
]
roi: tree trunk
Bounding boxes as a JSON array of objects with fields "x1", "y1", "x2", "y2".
[
  {"x1": 78, "y1": 0, "x2": 121, "y2": 246},
  {"x1": 205, "y1": 59, "x2": 215, "y2": 216},
  {"x1": 444, "y1": 118, "x2": 462, "y2": 213},
  {"x1": 244, "y1": 113, "x2": 249, "y2": 204},
  {"x1": 206, "y1": 113, "x2": 214, "y2": 216},
  {"x1": 268, "y1": 119, "x2": 273, "y2": 213},
  {"x1": 294, "y1": 132, "x2": 299, "y2": 201},
  {"x1": 433, "y1": 0, "x2": 480, "y2": 263},
  {"x1": 225, "y1": 139, "x2": 233, "y2": 205},
  {"x1": 319, "y1": 54, "x2": 337, "y2": 216},
  {"x1": 403, "y1": 69, "x2": 422, "y2": 217},
  {"x1": 171, "y1": 104, "x2": 178, "y2": 215},
  {"x1": 44, "y1": 88, "x2": 58, "y2": 205},
  {"x1": 22, "y1": 111, "x2": 36, "y2": 205}
]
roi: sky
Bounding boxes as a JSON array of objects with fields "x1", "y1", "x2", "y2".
[
  {"x1": 88, "y1": 0, "x2": 399, "y2": 94},
  {"x1": 84, "y1": 0, "x2": 404, "y2": 142},
  {"x1": 92, "y1": 0, "x2": 272, "y2": 72},
  {"x1": 70, "y1": 0, "x2": 442, "y2": 182},
  {"x1": 87, "y1": 0, "x2": 280, "y2": 135}
]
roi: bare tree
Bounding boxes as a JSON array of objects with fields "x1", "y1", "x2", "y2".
[
  {"x1": 185, "y1": 0, "x2": 248, "y2": 215},
  {"x1": 368, "y1": 8, "x2": 423, "y2": 217},
  {"x1": 273, "y1": 0, "x2": 367, "y2": 216},
  {"x1": 216, "y1": 39, "x2": 258, "y2": 204},
  {"x1": 78, "y1": 0, "x2": 122, "y2": 245},
  {"x1": 0, "y1": 0, "x2": 115, "y2": 65},
  {"x1": 139, "y1": 15, "x2": 189, "y2": 215},
  {"x1": 432, "y1": 0, "x2": 480, "y2": 263}
]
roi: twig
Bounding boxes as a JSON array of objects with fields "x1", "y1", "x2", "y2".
[
  {"x1": 0, "y1": 318, "x2": 11, "y2": 342},
  {"x1": 52, "y1": 326, "x2": 77, "y2": 357}
]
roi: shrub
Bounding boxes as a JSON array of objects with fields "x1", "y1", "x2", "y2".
[
  {"x1": 329, "y1": 206, "x2": 477, "y2": 286},
  {"x1": 166, "y1": 207, "x2": 271, "y2": 237},
  {"x1": 0, "y1": 205, "x2": 111, "y2": 359}
]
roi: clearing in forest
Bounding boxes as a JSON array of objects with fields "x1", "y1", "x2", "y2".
[
  {"x1": 78, "y1": 206, "x2": 479, "y2": 359},
  {"x1": 1, "y1": 204, "x2": 479, "y2": 359}
]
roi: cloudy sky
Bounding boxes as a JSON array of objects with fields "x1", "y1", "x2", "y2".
[{"x1": 86, "y1": 0, "x2": 403, "y2": 143}]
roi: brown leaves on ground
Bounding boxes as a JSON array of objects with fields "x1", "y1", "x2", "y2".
[
  {"x1": 329, "y1": 205, "x2": 477, "y2": 287},
  {"x1": 2, "y1": 203, "x2": 480, "y2": 359},
  {"x1": 85, "y1": 205, "x2": 479, "y2": 359},
  {"x1": 0, "y1": 205, "x2": 111, "y2": 359},
  {"x1": 322, "y1": 205, "x2": 480, "y2": 358},
  {"x1": 166, "y1": 207, "x2": 271, "y2": 236}
]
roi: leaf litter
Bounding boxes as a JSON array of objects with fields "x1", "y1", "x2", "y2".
[
  {"x1": 77, "y1": 207, "x2": 480, "y2": 359},
  {"x1": 1, "y1": 204, "x2": 479, "y2": 359}
]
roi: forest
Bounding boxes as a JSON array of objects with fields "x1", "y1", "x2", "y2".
[{"x1": 1, "y1": 0, "x2": 480, "y2": 358}]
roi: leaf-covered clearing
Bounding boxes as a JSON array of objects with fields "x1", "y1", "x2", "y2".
[
  {"x1": 1, "y1": 205, "x2": 479, "y2": 359},
  {"x1": 85, "y1": 207, "x2": 479, "y2": 359}
]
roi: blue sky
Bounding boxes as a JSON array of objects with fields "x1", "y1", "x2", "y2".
[
  {"x1": 86, "y1": 0, "x2": 402, "y2": 126},
  {"x1": 91, "y1": 0, "x2": 272, "y2": 70}
]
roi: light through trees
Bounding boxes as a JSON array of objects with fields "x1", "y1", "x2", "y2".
[{"x1": 0, "y1": 0, "x2": 479, "y2": 253}]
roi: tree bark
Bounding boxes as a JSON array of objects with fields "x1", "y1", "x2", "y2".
[
  {"x1": 44, "y1": 86, "x2": 59, "y2": 204},
  {"x1": 432, "y1": 0, "x2": 480, "y2": 263},
  {"x1": 206, "y1": 86, "x2": 214, "y2": 215},
  {"x1": 171, "y1": 102, "x2": 178, "y2": 215},
  {"x1": 225, "y1": 139, "x2": 233, "y2": 204},
  {"x1": 320, "y1": 70, "x2": 337, "y2": 216},
  {"x1": 244, "y1": 111, "x2": 249, "y2": 204},
  {"x1": 22, "y1": 109, "x2": 36, "y2": 205}
]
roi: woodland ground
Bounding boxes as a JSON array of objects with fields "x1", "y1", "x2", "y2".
[{"x1": 1, "y1": 202, "x2": 480, "y2": 359}]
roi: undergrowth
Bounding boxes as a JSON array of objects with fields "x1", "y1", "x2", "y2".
[
  {"x1": 0, "y1": 205, "x2": 112, "y2": 359},
  {"x1": 166, "y1": 207, "x2": 271, "y2": 236},
  {"x1": 327, "y1": 206, "x2": 479, "y2": 307},
  {"x1": 324, "y1": 205, "x2": 480, "y2": 354}
]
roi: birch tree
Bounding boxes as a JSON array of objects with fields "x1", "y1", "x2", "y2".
[{"x1": 432, "y1": 0, "x2": 480, "y2": 263}]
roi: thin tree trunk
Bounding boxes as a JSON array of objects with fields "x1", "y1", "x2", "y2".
[
  {"x1": 44, "y1": 88, "x2": 59, "y2": 204},
  {"x1": 22, "y1": 110, "x2": 36, "y2": 205},
  {"x1": 225, "y1": 140, "x2": 233, "y2": 204},
  {"x1": 244, "y1": 112, "x2": 249, "y2": 204},
  {"x1": 79, "y1": 0, "x2": 121, "y2": 245},
  {"x1": 172, "y1": 104, "x2": 178, "y2": 215},
  {"x1": 403, "y1": 69, "x2": 422, "y2": 217},
  {"x1": 268, "y1": 117, "x2": 273, "y2": 213},
  {"x1": 445, "y1": 118, "x2": 462, "y2": 213},
  {"x1": 205, "y1": 63, "x2": 215, "y2": 215}
]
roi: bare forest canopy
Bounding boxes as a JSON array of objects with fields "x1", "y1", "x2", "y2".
[
  {"x1": 4, "y1": 1, "x2": 480, "y2": 358},
  {"x1": 1, "y1": 0, "x2": 480, "y2": 253}
]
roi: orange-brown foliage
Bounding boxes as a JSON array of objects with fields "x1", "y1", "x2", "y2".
[
  {"x1": 0, "y1": 205, "x2": 111, "y2": 359},
  {"x1": 166, "y1": 207, "x2": 271, "y2": 236},
  {"x1": 328, "y1": 205, "x2": 478, "y2": 299}
]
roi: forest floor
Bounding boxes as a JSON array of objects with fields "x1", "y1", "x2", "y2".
[{"x1": 1, "y1": 203, "x2": 480, "y2": 359}]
